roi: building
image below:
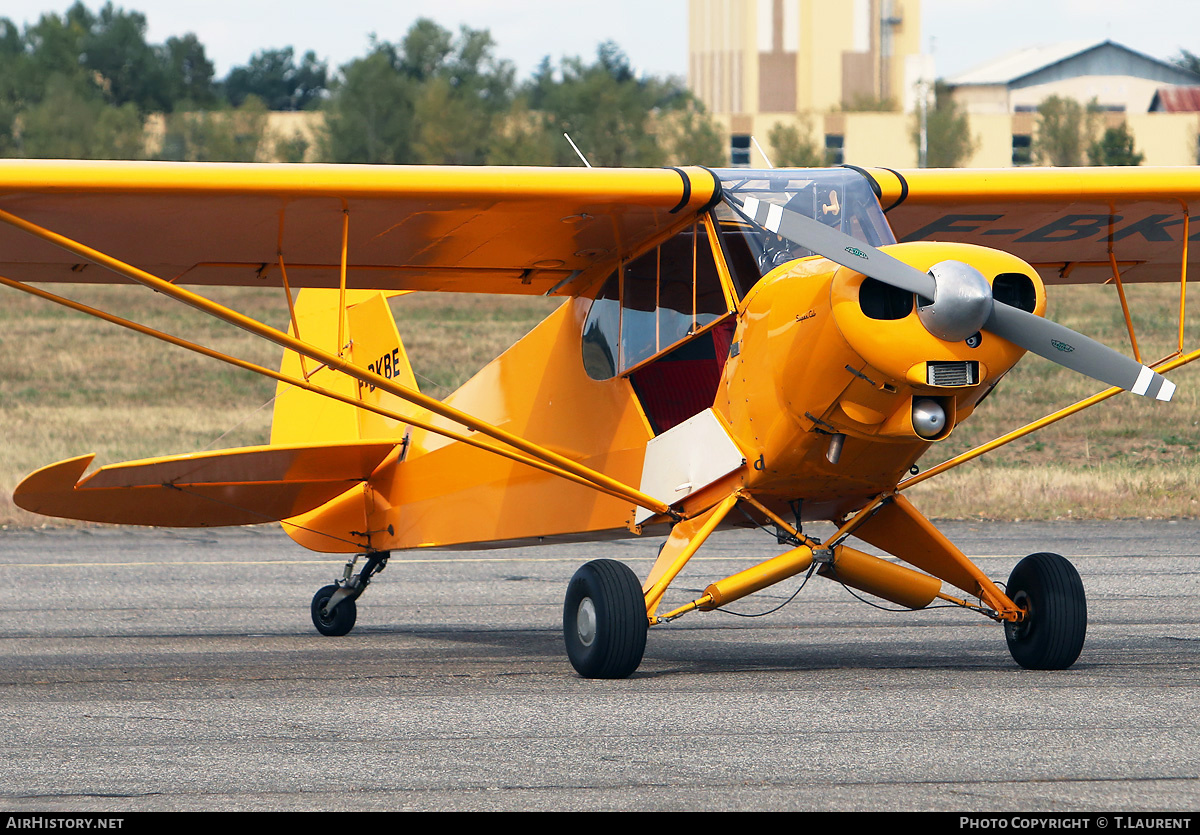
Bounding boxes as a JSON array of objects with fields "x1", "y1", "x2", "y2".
[
  {"x1": 943, "y1": 40, "x2": 1200, "y2": 167},
  {"x1": 688, "y1": 0, "x2": 929, "y2": 168},
  {"x1": 689, "y1": 2, "x2": 1200, "y2": 169},
  {"x1": 945, "y1": 40, "x2": 1199, "y2": 115}
]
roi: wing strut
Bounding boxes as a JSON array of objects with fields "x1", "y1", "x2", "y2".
[{"x1": 0, "y1": 207, "x2": 675, "y2": 519}]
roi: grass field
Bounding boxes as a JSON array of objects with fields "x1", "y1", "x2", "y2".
[{"x1": 1, "y1": 280, "x2": 1196, "y2": 526}]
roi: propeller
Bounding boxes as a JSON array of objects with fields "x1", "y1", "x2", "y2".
[{"x1": 730, "y1": 195, "x2": 1175, "y2": 402}]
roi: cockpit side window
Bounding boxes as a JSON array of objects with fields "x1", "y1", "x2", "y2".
[{"x1": 582, "y1": 221, "x2": 732, "y2": 381}]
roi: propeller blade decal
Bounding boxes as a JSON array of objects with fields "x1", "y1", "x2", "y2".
[{"x1": 985, "y1": 303, "x2": 1174, "y2": 401}]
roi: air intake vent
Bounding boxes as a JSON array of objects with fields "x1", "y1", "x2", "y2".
[{"x1": 927, "y1": 361, "x2": 979, "y2": 387}]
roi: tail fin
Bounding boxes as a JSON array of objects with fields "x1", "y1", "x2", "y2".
[{"x1": 271, "y1": 289, "x2": 420, "y2": 446}]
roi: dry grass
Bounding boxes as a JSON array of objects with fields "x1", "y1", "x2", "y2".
[{"x1": 1, "y1": 280, "x2": 1196, "y2": 526}]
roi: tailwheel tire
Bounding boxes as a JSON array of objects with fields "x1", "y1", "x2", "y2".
[
  {"x1": 1004, "y1": 552, "x2": 1086, "y2": 670},
  {"x1": 564, "y1": 559, "x2": 648, "y2": 679},
  {"x1": 311, "y1": 585, "x2": 357, "y2": 637}
]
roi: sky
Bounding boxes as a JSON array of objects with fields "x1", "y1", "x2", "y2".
[{"x1": 1, "y1": 0, "x2": 1197, "y2": 82}]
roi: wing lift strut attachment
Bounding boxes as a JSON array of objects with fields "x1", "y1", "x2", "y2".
[{"x1": 0, "y1": 207, "x2": 678, "y2": 528}]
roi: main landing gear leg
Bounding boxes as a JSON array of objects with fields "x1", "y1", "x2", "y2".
[{"x1": 311, "y1": 551, "x2": 390, "y2": 637}]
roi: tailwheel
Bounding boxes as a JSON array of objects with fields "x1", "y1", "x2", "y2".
[
  {"x1": 311, "y1": 584, "x2": 357, "y2": 636},
  {"x1": 563, "y1": 559, "x2": 648, "y2": 679},
  {"x1": 1004, "y1": 552, "x2": 1087, "y2": 670},
  {"x1": 309, "y1": 550, "x2": 389, "y2": 637}
]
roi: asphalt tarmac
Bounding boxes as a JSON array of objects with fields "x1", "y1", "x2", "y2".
[{"x1": 1, "y1": 521, "x2": 1198, "y2": 812}]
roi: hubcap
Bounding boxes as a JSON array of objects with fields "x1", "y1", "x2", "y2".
[
  {"x1": 576, "y1": 597, "x2": 597, "y2": 647},
  {"x1": 318, "y1": 602, "x2": 334, "y2": 624},
  {"x1": 1008, "y1": 590, "x2": 1033, "y2": 641}
]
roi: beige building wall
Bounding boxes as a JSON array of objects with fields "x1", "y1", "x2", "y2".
[
  {"x1": 843, "y1": 111, "x2": 917, "y2": 167},
  {"x1": 962, "y1": 113, "x2": 1017, "y2": 167},
  {"x1": 1011, "y1": 76, "x2": 1170, "y2": 113},
  {"x1": 1126, "y1": 112, "x2": 1200, "y2": 165},
  {"x1": 964, "y1": 112, "x2": 1198, "y2": 168},
  {"x1": 714, "y1": 110, "x2": 913, "y2": 169},
  {"x1": 952, "y1": 84, "x2": 1010, "y2": 116}
]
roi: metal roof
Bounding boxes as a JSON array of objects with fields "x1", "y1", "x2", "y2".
[
  {"x1": 946, "y1": 41, "x2": 1099, "y2": 86},
  {"x1": 1150, "y1": 86, "x2": 1200, "y2": 112}
]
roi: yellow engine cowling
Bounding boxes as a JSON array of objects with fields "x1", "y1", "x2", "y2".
[{"x1": 717, "y1": 241, "x2": 1045, "y2": 506}]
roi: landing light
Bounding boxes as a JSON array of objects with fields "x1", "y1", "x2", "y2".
[{"x1": 912, "y1": 398, "x2": 946, "y2": 439}]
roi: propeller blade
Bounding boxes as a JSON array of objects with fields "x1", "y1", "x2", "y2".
[
  {"x1": 729, "y1": 194, "x2": 1176, "y2": 402},
  {"x1": 730, "y1": 195, "x2": 937, "y2": 298},
  {"x1": 985, "y1": 302, "x2": 1175, "y2": 401}
]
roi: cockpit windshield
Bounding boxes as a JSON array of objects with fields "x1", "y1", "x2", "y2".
[{"x1": 712, "y1": 167, "x2": 896, "y2": 297}]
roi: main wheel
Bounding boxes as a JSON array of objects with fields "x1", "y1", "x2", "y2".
[
  {"x1": 1004, "y1": 552, "x2": 1086, "y2": 670},
  {"x1": 563, "y1": 559, "x2": 648, "y2": 679},
  {"x1": 311, "y1": 585, "x2": 357, "y2": 637}
]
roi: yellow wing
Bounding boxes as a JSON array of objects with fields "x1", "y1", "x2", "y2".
[
  {"x1": 0, "y1": 160, "x2": 720, "y2": 296},
  {"x1": 864, "y1": 166, "x2": 1200, "y2": 285}
]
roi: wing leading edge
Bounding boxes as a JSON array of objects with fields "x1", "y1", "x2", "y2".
[{"x1": 0, "y1": 160, "x2": 721, "y2": 297}]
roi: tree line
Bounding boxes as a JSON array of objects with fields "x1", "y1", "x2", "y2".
[
  {"x1": 0, "y1": 2, "x2": 725, "y2": 166},
  {"x1": 3, "y1": 3, "x2": 1184, "y2": 168}
]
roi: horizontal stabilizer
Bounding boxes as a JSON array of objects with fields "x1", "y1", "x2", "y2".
[{"x1": 14, "y1": 441, "x2": 397, "y2": 527}]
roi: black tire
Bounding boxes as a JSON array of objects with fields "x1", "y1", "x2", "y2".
[
  {"x1": 311, "y1": 584, "x2": 357, "y2": 637},
  {"x1": 1004, "y1": 552, "x2": 1086, "y2": 670},
  {"x1": 563, "y1": 559, "x2": 648, "y2": 679}
]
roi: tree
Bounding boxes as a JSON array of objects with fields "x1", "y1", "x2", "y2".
[
  {"x1": 658, "y1": 101, "x2": 725, "y2": 166},
  {"x1": 157, "y1": 96, "x2": 268, "y2": 162},
  {"x1": 17, "y1": 73, "x2": 145, "y2": 159},
  {"x1": 399, "y1": 18, "x2": 453, "y2": 81},
  {"x1": 322, "y1": 42, "x2": 419, "y2": 163},
  {"x1": 1171, "y1": 49, "x2": 1200, "y2": 76},
  {"x1": 12, "y1": 2, "x2": 215, "y2": 116},
  {"x1": 79, "y1": 3, "x2": 167, "y2": 112},
  {"x1": 322, "y1": 21, "x2": 516, "y2": 165},
  {"x1": 160, "y1": 34, "x2": 217, "y2": 108},
  {"x1": 525, "y1": 42, "x2": 713, "y2": 168},
  {"x1": 484, "y1": 95, "x2": 559, "y2": 165},
  {"x1": 410, "y1": 26, "x2": 515, "y2": 164},
  {"x1": 769, "y1": 119, "x2": 826, "y2": 167},
  {"x1": 1032, "y1": 95, "x2": 1101, "y2": 167},
  {"x1": 0, "y1": 18, "x2": 31, "y2": 154},
  {"x1": 1088, "y1": 122, "x2": 1143, "y2": 166},
  {"x1": 22, "y1": 3, "x2": 95, "y2": 101},
  {"x1": 271, "y1": 129, "x2": 310, "y2": 163},
  {"x1": 914, "y1": 81, "x2": 977, "y2": 168},
  {"x1": 225, "y1": 47, "x2": 327, "y2": 111}
]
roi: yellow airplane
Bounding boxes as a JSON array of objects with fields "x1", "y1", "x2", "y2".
[{"x1": 4, "y1": 160, "x2": 1198, "y2": 678}]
